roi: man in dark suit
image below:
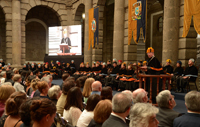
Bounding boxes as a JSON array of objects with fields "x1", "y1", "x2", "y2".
[
  {"x1": 61, "y1": 29, "x2": 71, "y2": 53},
  {"x1": 102, "y1": 93, "x2": 132, "y2": 127},
  {"x1": 173, "y1": 91, "x2": 200, "y2": 127},
  {"x1": 176, "y1": 58, "x2": 198, "y2": 92},
  {"x1": 156, "y1": 90, "x2": 180, "y2": 127}
]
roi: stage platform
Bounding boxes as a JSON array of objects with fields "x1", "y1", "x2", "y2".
[{"x1": 44, "y1": 55, "x2": 84, "y2": 69}]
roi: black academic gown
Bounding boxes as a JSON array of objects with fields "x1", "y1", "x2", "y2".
[{"x1": 163, "y1": 65, "x2": 173, "y2": 74}]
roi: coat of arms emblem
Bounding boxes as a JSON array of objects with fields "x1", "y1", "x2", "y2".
[
  {"x1": 132, "y1": 1, "x2": 142, "y2": 20},
  {"x1": 91, "y1": 18, "x2": 96, "y2": 33}
]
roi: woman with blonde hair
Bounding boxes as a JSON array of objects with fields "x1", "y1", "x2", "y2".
[
  {"x1": 30, "y1": 78, "x2": 40, "y2": 98},
  {"x1": 82, "y1": 78, "x2": 95, "y2": 103}
]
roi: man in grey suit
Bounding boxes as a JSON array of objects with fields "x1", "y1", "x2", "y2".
[
  {"x1": 173, "y1": 91, "x2": 200, "y2": 127},
  {"x1": 102, "y1": 93, "x2": 132, "y2": 127},
  {"x1": 156, "y1": 90, "x2": 180, "y2": 127}
]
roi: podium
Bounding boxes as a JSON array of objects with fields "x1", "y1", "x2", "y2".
[{"x1": 60, "y1": 44, "x2": 69, "y2": 53}]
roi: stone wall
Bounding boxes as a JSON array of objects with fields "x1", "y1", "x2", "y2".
[
  {"x1": 102, "y1": 3, "x2": 114, "y2": 62},
  {"x1": 0, "y1": 8, "x2": 6, "y2": 61},
  {"x1": 26, "y1": 22, "x2": 46, "y2": 61}
]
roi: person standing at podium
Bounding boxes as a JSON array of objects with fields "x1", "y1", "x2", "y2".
[
  {"x1": 141, "y1": 47, "x2": 163, "y2": 103},
  {"x1": 61, "y1": 28, "x2": 71, "y2": 53}
]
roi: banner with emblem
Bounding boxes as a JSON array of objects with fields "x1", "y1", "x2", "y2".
[
  {"x1": 88, "y1": 6, "x2": 99, "y2": 50},
  {"x1": 128, "y1": 0, "x2": 147, "y2": 45}
]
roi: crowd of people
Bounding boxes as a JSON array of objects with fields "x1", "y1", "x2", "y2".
[{"x1": 0, "y1": 46, "x2": 199, "y2": 127}]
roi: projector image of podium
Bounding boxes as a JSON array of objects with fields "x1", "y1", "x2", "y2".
[{"x1": 57, "y1": 44, "x2": 76, "y2": 56}]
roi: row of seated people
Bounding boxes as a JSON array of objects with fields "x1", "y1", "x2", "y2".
[{"x1": 0, "y1": 66, "x2": 200, "y2": 127}]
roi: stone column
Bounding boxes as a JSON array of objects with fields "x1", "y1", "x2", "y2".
[
  {"x1": 12, "y1": 0, "x2": 21, "y2": 67},
  {"x1": 162, "y1": 0, "x2": 180, "y2": 65},
  {"x1": 113, "y1": 0, "x2": 124, "y2": 61},
  {"x1": 84, "y1": 0, "x2": 93, "y2": 64}
]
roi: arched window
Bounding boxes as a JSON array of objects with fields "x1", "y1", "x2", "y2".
[{"x1": 158, "y1": 16, "x2": 163, "y2": 32}]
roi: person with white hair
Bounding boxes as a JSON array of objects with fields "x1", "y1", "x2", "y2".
[
  {"x1": 102, "y1": 93, "x2": 132, "y2": 127},
  {"x1": 132, "y1": 88, "x2": 148, "y2": 103},
  {"x1": 13, "y1": 74, "x2": 25, "y2": 93},
  {"x1": 0, "y1": 71, "x2": 6, "y2": 85},
  {"x1": 176, "y1": 58, "x2": 198, "y2": 93},
  {"x1": 48, "y1": 85, "x2": 62, "y2": 105},
  {"x1": 129, "y1": 103, "x2": 159, "y2": 127},
  {"x1": 173, "y1": 91, "x2": 200, "y2": 127},
  {"x1": 156, "y1": 90, "x2": 180, "y2": 127}
]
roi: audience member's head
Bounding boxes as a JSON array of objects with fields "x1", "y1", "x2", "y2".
[
  {"x1": 33, "y1": 70, "x2": 40, "y2": 76},
  {"x1": 31, "y1": 78, "x2": 40, "y2": 91},
  {"x1": 19, "y1": 97, "x2": 40, "y2": 126},
  {"x1": 76, "y1": 76, "x2": 87, "y2": 88},
  {"x1": 122, "y1": 90, "x2": 133, "y2": 101},
  {"x1": 62, "y1": 73, "x2": 70, "y2": 81},
  {"x1": 112, "y1": 93, "x2": 132, "y2": 118},
  {"x1": 64, "y1": 87, "x2": 83, "y2": 110},
  {"x1": 156, "y1": 90, "x2": 176, "y2": 109},
  {"x1": 93, "y1": 100, "x2": 112, "y2": 124},
  {"x1": 92, "y1": 81, "x2": 102, "y2": 92},
  {"x1": 101, "y1": 86, "x2": 112, "y2": 100},
  {"x1": 37, "y1": 81, "x2": 49, "y2": 95},
  {"x1": 85, "y1": 94, "x2": 101, "y2": 112},
  {"x1": 1, "y1": 71, "x2": 6, "y2": 78},
  {"x1": 6, "y1": 70, "x2": 14, "y2": 80},
  {"x1": 0, "y1": 85, "x2": 15, "y2": 103},
  {"x1": 66, "y1": 76, "x2": 75, "y2": 83},
  {"x1": 62, "y1": 80, "x2": 75, "y2": 95},
  {"x1": 25, "y1": 75, "x2": 36, "y2": 87},
  {"x1": 129, "y1": 103, "x2": 159, "y2": 127},
  {"x1": 5, "y1": 92, "x2": 27, "y2": 116},
  {"x1": 188, "y1": 58, "x2": 195, "y2": 67},
  {"x1": 82, "y1": 78, "x2": 95, "y2": 97},
  {"x1": 132, "y1": 88, "x2": 148, "y2": 103},
  {"x1": 48, "y1": 85, "x2": 62, "y2": 100},
  {"x1": 41, "y1": 75, "x2": 52, "y2": 87},
  {"x1": 13, "y1": 74, "x2": 21, "y2": 82},
  {"x1": 30, "y1": 98, "x2": 56, "y2": 127},
  {"x1": 185, "y1": 91, "x2": 200, "y2": 113}
]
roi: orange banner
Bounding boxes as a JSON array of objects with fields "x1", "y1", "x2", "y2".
[
  {"x1": 88, "y1": 8, "x2": 94, "y2": 50},
  {"x1": 182, "y1": 0, "x2": 200, "y2": 37}
]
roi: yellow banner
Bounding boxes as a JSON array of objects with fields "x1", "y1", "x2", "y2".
[
  {"x1": 128, "y1": 0, "x2": 137, "y2": 45},
  {"x1": 182, "y1": 0, "x2": 200, "y2": 37},
  {"x1": 88, "y1": 8, "x2": 94, "y2": 50}
]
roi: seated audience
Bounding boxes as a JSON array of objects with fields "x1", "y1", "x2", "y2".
[
  {"x1": 19, "y1": 98, "x2": 40, "y2": 127},
  {"x1": 77, "y1": 94, "x2": 101, "y2": 127},
  {"x1": 56, "y1": 80, "x2": 75, "y2": 116},
  {"x1": 100, "y1": 86, "x2": 113, "y2": 101},
  {"x1": 48, "y1": 85, "x2": 62, "y2": 105},
  {"x1": 102, "y1": 93, "x2": 132, "y2": 127},
  {"x1": 176, "y1": 58, "x2": 198, "y2": 92},
  {"x1": 5, "y1": 70, "x2": 14, "y2": 86},
  {"x1": 63, "y1": 87, "x2": 83, "y2": 126},
  {"x1": 129, "y1": 103, "x2": 159, "y2": 127},
  {"x1": 0, "y1": 71, "x2": 6, "y2": 85},
  {"x1": 0, "y1": 85, "x2": 15, "y2": 117},
  {"x1": 173, "y1": 91, "x2": 200, "y2": 127},
  {"x1": 132, "y1": 88, "x2": 148, "y2": 103},
  {"x1": 33, "y1": 76, "x2": 50, "y2": 97},
  {"x1": 156, "y1": 90, "x2": 180, "y2": 127},
  {"x1": 25, "y1": 75, "x2": 36, "y2": 96},
  {"x1": 3, "y1": 92, "x2": 27, "y2": 127},
  {"x1": 30, "y1": 78, "x2": 40, "y2": 98},
  {"x1": 37, "y1": 81, "x2": 49, "y2": 99},
  {"x1": 30, "y1": 98, "x2": 56, "y2": 127},
  {"x1": 91, "y1": 81, "x2": 102, "y2": 95},
  {"x1": 88, "y1": 99, "x2": 112, "y2": 127},
  {"x1": 60, "y1": 73, "x2": 70, "y2": 89},
  {"x1": 82, "y1": 78, "x2": 95, "y2": 103},
  {"x1": 13, "y1": 74, "x2": 25, "y2": 93}
]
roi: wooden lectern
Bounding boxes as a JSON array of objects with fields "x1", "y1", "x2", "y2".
[{"x1": 60, "y1": 44, "x2": 69, "y2": 53}]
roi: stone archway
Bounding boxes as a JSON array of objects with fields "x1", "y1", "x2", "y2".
[
  {"x1": 25, "y1": 5, "x2": 61, "y2": 62},
  {"x1": 0, "y1": 6, "x2": 6, "y2": 62},
  {"x1": 74, "y1": 4, "x2": 85, "y2": 55}
]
